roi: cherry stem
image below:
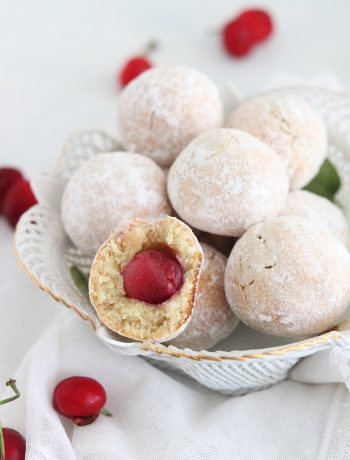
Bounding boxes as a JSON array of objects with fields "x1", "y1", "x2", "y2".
[
  {"x1": 206, "y1": 25, "x2": 221, "y2": 35},
  {"x1": 100, "y1": 407, "x2": 113, "y2": 417},
  {"x1": 0, "y1": 379, "x2": 20, "y2": 460},
  {"x1": 0, "y1": 379, "x2": 20, "y2": 406},
  {"x1": 142, "y1": 40, "x2": 158, "y2": 56}
]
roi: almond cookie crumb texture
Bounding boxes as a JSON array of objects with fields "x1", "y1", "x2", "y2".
[{"x1": 89, "y1": 217, "x2": 203, "y2": 342}]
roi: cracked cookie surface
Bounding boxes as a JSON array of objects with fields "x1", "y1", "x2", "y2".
[
  {"x1": 227, "y1": 92, "x2": 327, "y2": 189},
  {"x1": 224, "y1": 216, "x2": 350, "y2": 338},
  {"x1": 118, "y1": 66, "x2": 223, "y2": 167},
  {"x1": 168, "y1": 128, "x2": 289, "y2": 236}
]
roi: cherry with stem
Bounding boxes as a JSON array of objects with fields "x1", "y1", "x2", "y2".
[{"x1": 0, "y1": 379, "x2": 21, "y2": 460}]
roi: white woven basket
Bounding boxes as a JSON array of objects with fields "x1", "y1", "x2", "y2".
[{"x1": 14, "y1": 86, "x2": 350, "y2": 395}]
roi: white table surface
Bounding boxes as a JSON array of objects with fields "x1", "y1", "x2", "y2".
[{"x1": 1, "y1": 0, "x2": 350, "y2": 383}]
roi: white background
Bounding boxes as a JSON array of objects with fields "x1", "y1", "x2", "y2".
[{"x1": 1, "y1": 0, "x2": 350, "y2": 393}]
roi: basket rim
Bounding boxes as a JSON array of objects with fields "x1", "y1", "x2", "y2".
[
  {"x1": 138, "y1": 331, "x2": 342, "y2": 361},
  {"x1": 13, "y1": 219, "x2": 97, "y2": 332}
]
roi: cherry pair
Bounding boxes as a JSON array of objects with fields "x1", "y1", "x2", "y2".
[
  {"x1": 0, "y1": 168, "x2": 37, "y2": 228},
  {"x1": 222, "y1": 9, "x2": 273, "y2": 57}
]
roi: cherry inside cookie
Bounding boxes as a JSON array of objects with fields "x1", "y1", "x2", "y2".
[
  {"x1": 123, "y1": 249, "x2": 183, "y2": 305},
  {"x1": 89, "y1": 217, "x2": 203, "y2": 342}
]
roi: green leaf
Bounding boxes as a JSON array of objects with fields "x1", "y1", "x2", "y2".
[
  {"x1": 70, "y1": 266, "x2": 89, "y2": 301},
  {"x1": 303, "y1": 158, "x2": 341, "y2": 202}
]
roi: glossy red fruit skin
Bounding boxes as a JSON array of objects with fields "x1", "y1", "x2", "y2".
[
  {"x1": 53, "y1": 376, "x2": 106, "y2": 426},
  {"x1": 2, "y1": 428, "x2": 26, "y2": 460},
  {"x1": 123, "y1": 249, "x2": 183, "y2": 305},
  {"x1": 2, "y1": 179, "x2": 37, "y2": 228},
  {"x1": 239, "y1": 9, "x2": 273, "y2": 42},
  {"x1": 0, "y1": 168, "x2": 23, "y2": 212},
  {"x1": 119, "y1": 57, "x2": 152, "y2": 87},
  {"x1": 222, "y1": 19, "x2": 255, "y2": 57}
]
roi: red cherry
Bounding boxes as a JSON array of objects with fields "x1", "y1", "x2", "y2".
[
  {"x1": 53, "y1": 376, "x2": 108, "y2": 426},
  {"x1": 239, "y1": 9, "x2": 273, "y2": 42},
  {"x1": 222, "y1": 19, "x2": 255, "y2": 57},
  {"x1": 2, "y1": 179, "x2": 37, "y2": 228},
  {"x1": 119, "y1": 56, "x2": 152, "y2": 87},
  {"x1": 0, "y1": 168, "x2": 23, "y2": 212},
  {"x1": 2, "y1": 428, "x2": 26, "y2": 460},
  {"x1": 123, "y1": 249, "x2": 183, "y2": 305}
]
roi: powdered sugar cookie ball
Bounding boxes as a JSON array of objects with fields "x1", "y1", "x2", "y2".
[
  {"x1": 227, "y1": 92, "x2": 327, "y2": 189},
  {"x1": 169, "y1": 243, "x2": 239, "y2": 350},
  {"x1": 61, "y1": 152, "x2": 171, "y2": 255},
  {"x1": 279, "y1": 190, "x2": 350, "y2": 248},
  {"x1": 167, "y1": 128, "x2": 289, "y2": 236},
  {"x1": 225, "y1": 216, "x2": 350, "y2": 338},
  {"x1": 118, "y1": 66, "x2": 223, "y2": 167}
]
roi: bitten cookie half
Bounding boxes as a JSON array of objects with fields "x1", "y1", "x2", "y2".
[{"x1": 89, "y1": 216, "x2": 203, "y2": 342}]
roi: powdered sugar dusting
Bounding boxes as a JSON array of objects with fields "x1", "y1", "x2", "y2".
[
  {"x1": 225, "y1": 216, "x2": 350, "y2": 338},
  {"x1": 279, "y1": 190, "x2": 350, "y2": 248},
  {"x1": 169, "y1": 243, "x2": 239, "y2": 350},
  {"x1": 168, "y1": 128, "x2": 289, "y2": 236},
  {"x1": 61, "y1": 152, "x2": 171, "y2": 254},
  {"x1": 227, "y1": 91, "x2": 327, "y2": 190},
  {"x1": 258, "y1": 314, "x2": 272, "y2": 322},
  {"x1": 118, "y1": 66, "x2": 223, "y2": 167}
]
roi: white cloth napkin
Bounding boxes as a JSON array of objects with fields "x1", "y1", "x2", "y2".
[{"x1": 2, "y1": 315, "x2": 350, "y2": 460}]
